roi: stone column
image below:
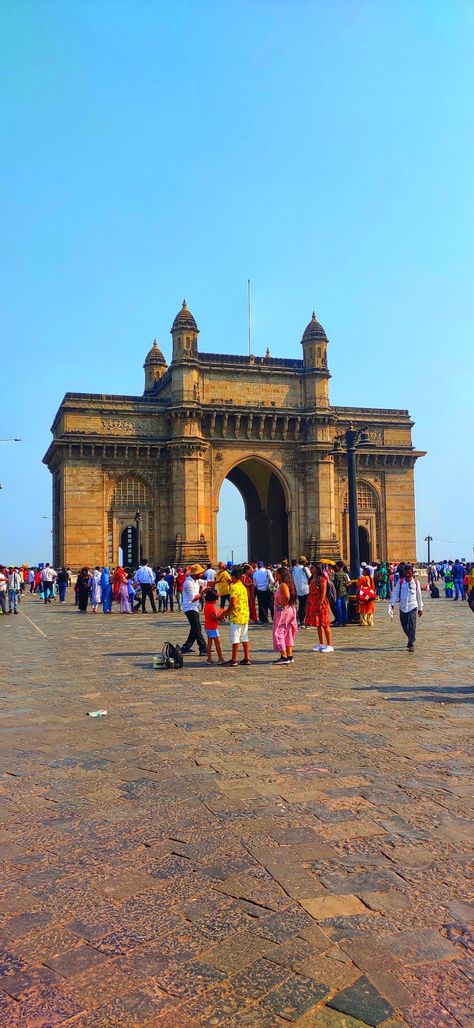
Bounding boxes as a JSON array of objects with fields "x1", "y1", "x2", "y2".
[{"x1": 167, "y1": 440, "x2": 211, "y2": 565}]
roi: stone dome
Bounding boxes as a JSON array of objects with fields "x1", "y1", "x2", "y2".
[
  {"x1": 171, "y1": 299, "x2": 199, "y2": 333},
  {"x1": 301, "y1": 311, "x2": 327, "y2": 342},
  {"x1": 144, "y1": 339, "x2": 166, "y2": 366}
]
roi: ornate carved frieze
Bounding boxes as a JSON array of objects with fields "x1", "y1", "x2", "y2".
[{"x1": 100, "y1": 418, "x2": 156, "y2": 436}]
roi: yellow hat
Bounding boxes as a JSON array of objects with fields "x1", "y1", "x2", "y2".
[
  {"x1": 189, "y1": 564, "x2": 205, "y2": 575},
  {"x1": 299, "y1": 555, "x2": 308, "y2": 563}
]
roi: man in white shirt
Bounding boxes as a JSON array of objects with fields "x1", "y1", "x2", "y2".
[
  {"x1": 134, "y1": 559, "x2": 157, "y2": 613},
  {"x1": 41, "y1": 563, "x2": 57, "y2": 604},
  {"x1": 390, "y1": 564, "x2": 423, "y2": 651},
  {"x1": 291, "y1": 556, "x2": 311, "y2": 627},
  {"x1": 8, "y1": 567, "x2": 21, "y2": 614},
  {"x1": 203, "y1": 563, "x2": 216, "y2": 582},
  {"x1": 252, "y1": 561, "x2": 274, "y2": 624},
  {"x1": 181, "y1": 564, "x2": 207, "y2": 656}
]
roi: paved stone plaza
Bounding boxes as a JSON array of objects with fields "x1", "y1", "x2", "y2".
[{"x1": 0, "y1": 596, "x2": 472, "y2": 1027}]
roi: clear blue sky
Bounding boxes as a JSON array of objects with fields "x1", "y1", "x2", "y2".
[{"x1": 1, "y1": 0, "x2": 473, "y2": 564}]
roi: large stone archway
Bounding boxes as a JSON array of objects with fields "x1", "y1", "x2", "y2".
[
  {"x1": 219, "y1": 457, "x2": 289, "y2": 563},
  {"x1": 44, "y1": 301, "x2": 424, "y2": 569}
]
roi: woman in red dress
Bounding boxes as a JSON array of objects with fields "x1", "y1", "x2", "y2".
[{"x1": 305, "y1": 563, "x2": 334, "y2": 652}]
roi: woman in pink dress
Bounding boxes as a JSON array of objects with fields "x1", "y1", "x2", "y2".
[{"x1": 272, "y1": 566, "x2": 298, "y2": 665}]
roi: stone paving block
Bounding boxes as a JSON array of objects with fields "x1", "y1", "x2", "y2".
[
  {"x1": 0, "y1": 990, "x2": 21, "y2": 1024},
  {"x1": 203, "y1": 930, "x2": 277, "y2": 973},
  {"x1": 230, "y1": 956, "x2": 291, "y2": 998},
  {"x1": 321, "y1": 820, "x2": 386, "y2": 841},
  {"x1": 320, "y1": 870, "x2": 403, "y2": 895},
  {"x1": 45, "y1": 942, "x2": 109, "y2": 978},
  {"x1": 0, "y1": 962, "x2": 62, "y2": 999},
  {"x1": 2, "y1": 909, "x2": 53, "y2": 938},
  {"x1": 71, "y1": 987, "x2": 173, "y2": 1026},
  {"x1": 357, "y1": 890, "x2": 411, "y2": 913},
  {"x1": 58, "y1": 960, "x2": 141, "y2": 1012},
  {"x1": 152, "y1": 958, "x2": 227, "y2": 997},
  {"x1": 0, "y1": 947, "x2": 27, "y2": 976},
  {"x1": 8, "y1": 925, "x2": 85, "y2": 964},
  {"x1": 293, "y1": 1008, "x2": 378, "y2": 1027},
  {"x1": 328, "y1": 974, "x2": 396, "y2": 1025},
  {"x1": 395, "y1": 960, "x2": 474, "y2": 1025},
  {"x1": 262, "y1": 973, "x2": 330, "y2": 1020},
  {"x1": 268, "y1": 937, "x2": 326, "y2": 974},
  {"x1": 340, "y1": 935, "x2": 401, "y2": 972},
  {"x1": 299, "y1": 952, "x2": 360, "y2": 991},
  {"x1": 300, "y1": 895, "x2": 368, "y2": 920},
  {"x1": 384, "y1": 927, "x2": 460, "y2": 963},
  {"x1": 366, "y1": 969, "x2": 415, "y2": 1011},
  {"x1": 16, "y1": 983, "x2": 84, "y2": 1026}
]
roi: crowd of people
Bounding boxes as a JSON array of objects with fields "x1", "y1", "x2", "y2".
[{"x1": 3, "y1": 556, "x2": 473, "y2": 662}]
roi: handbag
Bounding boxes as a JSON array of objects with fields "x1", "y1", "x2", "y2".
[{"x1": 358, "y1": 584, "x2": 376, "y2": 602}]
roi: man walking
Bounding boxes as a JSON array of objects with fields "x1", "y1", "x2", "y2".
[
  {"x1": 8, "y1": 567, "x2": 21, "y2": 614},
  {"x1": 182, "y1": 564, "x2": 207, "y2": 656},
  {"x1": 41, "y1": 563, "x2": 57, "y2": 603},
  {"x1": 390, "y1": 564, "x2": 423, "y2": 651},
  {"x1": 291, "y1": 556, "x2": 311, "y2": 627},
  {"x1": 134, "y1": 559, "x2": 157, "y2": 613},
  {"x1": 452, "y1": 559, "x2": 465, "y2": 601},
  {"x1": 253, "y1": 561, "x2": 274, "y2": 624}
]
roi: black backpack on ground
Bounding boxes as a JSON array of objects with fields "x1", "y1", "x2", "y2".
[{"x1": 162, "y1": 641, "x2": 184, "y2": 669}]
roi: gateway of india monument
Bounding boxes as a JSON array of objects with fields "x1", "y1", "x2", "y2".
[{"x1": 44, "y1": 301, "x2": 424, "y2": 569}]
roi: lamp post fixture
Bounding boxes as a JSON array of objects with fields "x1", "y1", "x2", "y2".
[
  {"x1": 134, "y1": 508, "x2": 143, "y2": 567},
  {"x1": 332, "y1": 427, "x2": 370, "y2": 580}
]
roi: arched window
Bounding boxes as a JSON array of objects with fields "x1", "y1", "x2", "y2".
[
  {"x1": 111, "y1": 476, "x2": 151, "y2": 508},
  {"x1": 344, "y1": 481, "x2": 379, "y2": 512}
]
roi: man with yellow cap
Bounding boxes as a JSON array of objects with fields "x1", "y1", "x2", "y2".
[{"x1": 181, "y1": 564, "x2": 207, "y2": 655}]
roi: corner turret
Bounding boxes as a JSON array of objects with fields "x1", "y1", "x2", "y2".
[
  {"x1": 301, "y1": 310, "x2": 330, "y2": 407},
  {"x1": 143, "y1": 339, "x2": 167, "y2": 392},
  {"x1": 171, "y1": 300, "x2": 199, "y2": 362}
]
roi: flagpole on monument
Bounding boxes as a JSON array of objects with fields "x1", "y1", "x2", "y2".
[{"x1": 248, "y1": 278, "x2": 251, "y2": 357}]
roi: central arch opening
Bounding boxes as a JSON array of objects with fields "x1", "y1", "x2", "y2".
[{"x1": 218, "y1": 458, "x2": 289, "y2": 564}]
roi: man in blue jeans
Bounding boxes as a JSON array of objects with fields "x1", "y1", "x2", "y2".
[
  {"x1": 333, "y1": 560, "x2": 349, "y2": 626},
  {"x1": 452, "y1": 559, "x2": 465, "y2": 601}
]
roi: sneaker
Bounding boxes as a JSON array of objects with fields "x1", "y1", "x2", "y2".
[
  {"x1": 273, "y1": 656, "x2": 288, "y2": 663},
  {"x1": 321, "y1": 645, "x2": 334, "y2": 653},
  {"x1": 312, "y1": 644, "x2": 324, "y2": 652},
  {"x1": 276, "y1": 658, "x2": 290, "y2": 665},
  {"x1": 287, "y1": 656, "x2": 294, "y2": 663},
  {"x1": 407, "y1": 643, "x2": 414, "y2": 651}
]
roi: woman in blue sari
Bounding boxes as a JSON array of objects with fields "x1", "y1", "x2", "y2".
[{"x1": 100, "y1": 566, "x2": 112, "y2": 613}]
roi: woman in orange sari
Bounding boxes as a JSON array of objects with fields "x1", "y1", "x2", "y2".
[
  {"x1": 305, "y1": 563, "x2": 334, "y2": 652},
  {"x1": 357, "y1": 568, "x2": 376, "y2": 626}
]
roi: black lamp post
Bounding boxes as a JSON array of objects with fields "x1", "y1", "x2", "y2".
[
  {"x1": 333, "y1": 427, "x2": 369, "y2": 580},
  {"x1": 134, "y1": 508, "x2": 142, "y2": 567}
]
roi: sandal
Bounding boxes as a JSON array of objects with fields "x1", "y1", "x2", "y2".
[
  {"x1": 239, "y1": 659, "x2": 251, "y2": 665},
  {"x1": 224, "y1": 660, "x2": 238, "y2": 667}
]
